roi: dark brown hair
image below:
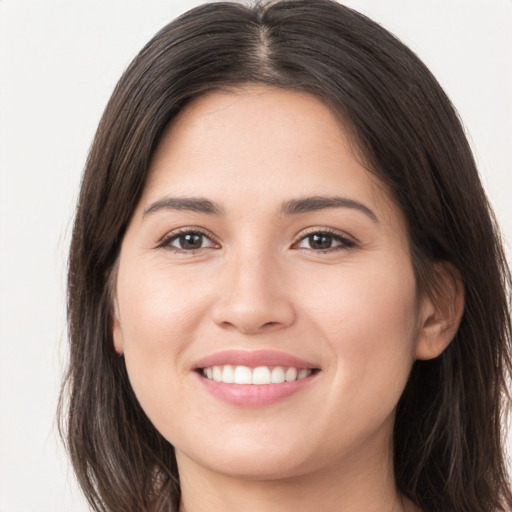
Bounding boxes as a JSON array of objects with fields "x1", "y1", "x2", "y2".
[{"x1": 59, "y1": 1, "x2": 512, "y2": 511}]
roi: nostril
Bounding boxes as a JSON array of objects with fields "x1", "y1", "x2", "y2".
[{"x1": 211, "y1": 293, "x2": 296, "y2": 334}]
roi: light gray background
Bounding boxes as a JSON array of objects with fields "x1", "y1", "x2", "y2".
[{"x1": 0, "y1": 1, "x2": 511, "y2": 511}]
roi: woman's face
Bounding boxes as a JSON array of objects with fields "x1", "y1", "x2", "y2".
[{"x1": 113, "y1": 85, "x2": 431, "y2": 480}]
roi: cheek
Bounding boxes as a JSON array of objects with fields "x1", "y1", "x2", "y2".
[
  {"x1": 301, "y1": 257, "x2": 418, "y2": 341},
  {"x1": 299, "y1": 259, "x2": 419, "y2": 411},
  {"x1": 115, "y1": 261, "x2": 210, "y2": 420},
  {"x1": 117, "y1": 258, "x2": 211, "y2": 344}
]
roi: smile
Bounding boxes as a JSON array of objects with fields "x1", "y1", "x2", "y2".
[
  {"x1": 194, "y1": 350, "x2": 320, "y2": 406},
  {"x1": 201, "y1": 365, "x2": 313, "y2": 385}
]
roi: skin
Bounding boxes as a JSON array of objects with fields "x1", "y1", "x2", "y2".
[{"x1": 113, "y1": 85, "x2": 462, "y2": 512}]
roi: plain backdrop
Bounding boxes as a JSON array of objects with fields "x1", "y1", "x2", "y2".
[{"x1": 0, "y1": 1, "x2": 511, "y2": 511}]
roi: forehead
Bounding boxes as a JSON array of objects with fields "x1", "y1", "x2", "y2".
[{"x1": 140, "y1": 85, "x2": 400, "y2": 226}]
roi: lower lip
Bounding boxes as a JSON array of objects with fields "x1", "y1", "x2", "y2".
[{"x1": 196, "y1": 372, "x2": 318, "y2": 407}]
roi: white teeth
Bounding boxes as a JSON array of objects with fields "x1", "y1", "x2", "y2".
[
  {"x1": 201, "y1": 365, "x2": 314, "y2": 384},
  {"x1": 234, "y1": 365, "x2": 253, "y2": 384},
  {"x1": 297, "y1": 369, "x2": 311, "y2": 380},
  {"x1": 285, "y1": 367, "x2": 298, "y2": 382},
  {"x1": 271, "y1": 366, "x2": 285, "y2": 383},
  {"x1": 222, "y1": 364, "x2": 234, "y2": 383},
  {"x1": 212, "y1": 366, "x2": 222, "y2": 382},
  {"x1": 253, "y1": 366, "x2": 271, "y2": 385}
]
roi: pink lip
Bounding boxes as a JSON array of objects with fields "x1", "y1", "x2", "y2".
[
  {"x1": 197, "y1": 376, "x2": 317, "y2": 407},
  {"x1": 193, "y1": 349, "x2": 319, "y2": 370},
  {"x1": 193, "y1": 350, "x2": 320, "y2": 407}
]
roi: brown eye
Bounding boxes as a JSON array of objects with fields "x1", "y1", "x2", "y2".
[
  {"x1": 296, "y1": 231, "x2": 355, "y2": 252},
  {"x1": 307, "y1": 234, "x2": 335, "y2": 250},
  {"x1": 162, "y1": 230, "x2": 217, "y2": 252},
  {"x1": 176, "y1": 233, "x2": 204, "y2": 250}
]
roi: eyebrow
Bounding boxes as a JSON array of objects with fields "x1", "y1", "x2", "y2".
[
  {"x1": 143, "y1": 195, "x2": 378, "y2": 223},
  {"x1": 281, "y1": 196, "x2": 378, "y2": 223},
  {"x1": 143, "y1": 197, "x2": 224, "y2": 216}
]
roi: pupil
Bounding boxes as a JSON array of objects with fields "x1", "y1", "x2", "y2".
[
  {"x1": 180, "y1": 233, "x2": 202, "y2": 249},
  {"x1": 310, "y1": 234, "x2": 332, "y2": 249}
]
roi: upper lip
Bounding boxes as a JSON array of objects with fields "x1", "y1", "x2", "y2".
[{"x1": 194, "y1": 350, "x2": 319, "y2": 370}]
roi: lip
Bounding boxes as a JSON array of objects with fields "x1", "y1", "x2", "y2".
[
  {"x1": 193, "y1": 349, "x2": 319, "y2": 370},
  {"x1": 193, "y1": 350, "x2": 320, "y2": 407}
]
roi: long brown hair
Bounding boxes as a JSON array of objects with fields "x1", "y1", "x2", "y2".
[{"x1": 59, "y1": 1, "x2": 512, "y2": 511}]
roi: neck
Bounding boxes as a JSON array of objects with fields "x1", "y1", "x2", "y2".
[{"x1": 177, "y1": 440, "x2": 418, "y2": 512}]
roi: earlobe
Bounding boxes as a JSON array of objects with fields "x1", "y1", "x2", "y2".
[
  {"x1": 112, "y1": 305, "x2": 124, "y2": 355},
  {"x1": 415, "y1": 263, "x2": 465, "y2": 360},
  {"x1": 109, "y1": 261, "x2": 124, "y2": 355}
]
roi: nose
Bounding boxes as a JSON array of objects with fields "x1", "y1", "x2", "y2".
[{"x1": 210, "y1": 251, "x2": 296, "y2": 334}]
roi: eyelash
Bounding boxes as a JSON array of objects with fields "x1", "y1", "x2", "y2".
[
  {"x1": 156, "y1": 227, "x2": 219, "y2": 253},
  {"x1": 156, "y1": 227, "x2": 357, "y2": 254},
  {"x1": 292, "y1": 228, "x2": 357, "y2": 253}
]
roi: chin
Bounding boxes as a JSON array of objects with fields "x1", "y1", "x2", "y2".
[{"x1": 175, "y1": 434, "x2": 314, "y2": 481}]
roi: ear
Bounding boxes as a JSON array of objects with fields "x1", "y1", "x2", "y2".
[
  {"x1": 415, "y1": 263, "x2": 465, "y2": 360},
  {"x1": 112, "y1": 301, "x2": 125, "y2": 355},
  {"x1": 109, "y1": 260, "x2": 124, "y2": 355}
]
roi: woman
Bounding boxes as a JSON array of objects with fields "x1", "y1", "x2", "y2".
[{"x1": 59, "y1": 1, "x2": 512, "y2": 511}]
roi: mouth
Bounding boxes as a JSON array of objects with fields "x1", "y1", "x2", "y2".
[
  {"x1": 198, "y1": 365, "x2": 317, "y2": 385},
  {"x1": 193, "y1": 350, "x2": 321, "y2": 407}
]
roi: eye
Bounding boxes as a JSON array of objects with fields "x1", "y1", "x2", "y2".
[
  {"x1": 295, "y1": 230, "x2": 356, "y2": 252},
  {"x1": 158, "y1": 229, "x2": 218, "y2": 253}
]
